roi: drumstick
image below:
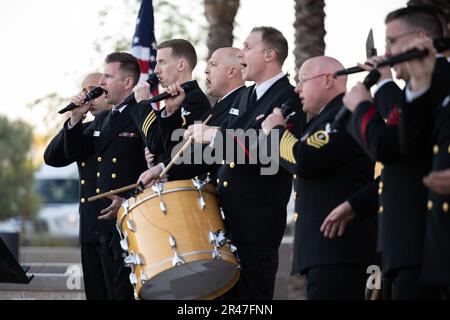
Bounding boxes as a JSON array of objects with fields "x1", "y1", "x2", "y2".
[
  {"x1": 87, "y1": 183, "x2": 139, "y2": 202},
  {"x1": 159, "y1": 114, "x2": 213, "y2": 178}
]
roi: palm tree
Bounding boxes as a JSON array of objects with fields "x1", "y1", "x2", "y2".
[
  {"x1": 293, "y1": 0, "x2": 326, "y2": 81},
  {"x1": 204, "y1": 0, "x2": 240, "y2": 59}
]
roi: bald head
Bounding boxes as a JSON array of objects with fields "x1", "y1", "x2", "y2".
[
  {"x1": 205, "y1": 47, "x2": 245, "y2": 98},
  {"x1": 296, "y1": 56, "x2": 347, "y2": 115},
  {"x1": 81, "y1": 72, "x2": 110, "y2": 117}
]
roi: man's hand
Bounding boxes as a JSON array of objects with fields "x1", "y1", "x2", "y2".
[
  {"x1": 98, "y1": 195, "x2": 124, "y2": 220},
  {"x1": 343, "y1": 82, "x2": 373, "y2": 112},
  {"x1": 403, "y1": 36, "x2": 436, "y2": 92},
  {"x1": 138, "y1": 165, "x2": 164, "y2": 188},
  {"x1": 164, "y1": 82, "x2": 186, "y2": 116},
  {"x1": 68, "y1": 93, "x2": 92, "y2": 127},
  {"x1": 320, "y1": 201, "x2": 356, "y2": 238},
  {"x1": 133, "y1": 81, "x2": 152, "y2": 103},
  {"x1": 357, "y1": 55, "x2": 393, "y2": 82},
  {"x1": 184, "y1": 124, "x2": 217, "y2": 144},
  {"x1": 262, "y1": 108, "x2": 285, "y2": 135},
  {"x1": 144, "y1": 147, "x2": 155, "y2": 168},
  {"x1": 423, "y1": 169, "x2": 450, "y2": 195}
]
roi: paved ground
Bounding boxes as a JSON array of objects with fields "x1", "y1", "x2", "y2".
[{"x1": 0, "y1": 240, "x2": 307, "y2": 300}]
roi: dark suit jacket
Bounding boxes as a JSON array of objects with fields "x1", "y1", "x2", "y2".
[
  {"x1": 164, "y1": 86, "x2": 246, "y2": 181},
  {"x1": 44, "y1": 122, "x2": 101, "y2": 244},
  {"x1": 129, "y1": 80, "x2": 211, "y2": 163},
  {"x1": 347, "y1": 81, "x2": 430, "y2": 273},
  {"x1": 63, "y1": 103, "x2": 148, "y2": 233},
  {"x1": 277, "y1": 94, "x2": 376, "y2": 274},
  {"x1": 399, "y1": 58, "x2": 450, "y2": 285},
  {"x1": 214, "y1": 76, "x2": 306, "y2": 250}
]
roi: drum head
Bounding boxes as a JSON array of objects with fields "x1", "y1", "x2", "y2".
[{"x1": 139, "y1": 260, "x2": 238, "y2": 300}]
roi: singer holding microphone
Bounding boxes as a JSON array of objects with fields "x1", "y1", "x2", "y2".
[
  {"x1": 130, "y1": 38, "x2": 210, "y2": 165},
  {"x1": 44, "y1": 72, "x2": 113, "y2": 300},
  {"x1": 63, "y1": 52, "x2": 148, "y2": 300},
  {"x1": 262, "y1": 56, "x2": 377, "y2": 300},
  {"x1": 323, "y1": 6, "x2": 447, "y2": 300}
]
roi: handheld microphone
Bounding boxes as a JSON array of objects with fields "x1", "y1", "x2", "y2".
[
  {"x1": 122, "y1": 73, "x2": 160, "y2": 105},
  {"x1": 334, "y1": 65, "x2": 371, "y2": 77},
  {"x1": 334, "y1": 37, "x2": 450, "y2": 77},
  {"x1": 58, "y1": 87, "x2": 104, "y2": 114},
  {"x1": 147, "y1": 81, "x2": 197, "y2": 103},
  {"x1": 331, "y1": 69, "x2": 381, "y2": 129}
]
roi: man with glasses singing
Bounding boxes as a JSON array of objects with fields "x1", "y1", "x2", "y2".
[
  {"x1": 322, "y1": 5, "x2": 446, "y2": 300},
  {"x1": 262, "y1": 56, "x2": 377, "y2": 300}
]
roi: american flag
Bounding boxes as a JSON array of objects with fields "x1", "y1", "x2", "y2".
[{"x1": 131, "y1": 0, "x2": 158, "y2": 93}]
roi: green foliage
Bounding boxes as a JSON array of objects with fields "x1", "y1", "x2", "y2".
[
  {"x1": 155, "y1": 0, "x2": 207, "y2": 45},
  {"x1": 27, "y1": 92, "x2": 70, "y2": 141},
  {"x1": 0, "y1": 116, "x2": 40, "y2": 221}
]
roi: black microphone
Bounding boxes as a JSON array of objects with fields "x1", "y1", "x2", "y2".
[
  {"x1": 376, "y1": 37, "x2": 450, "y2": 68},
  {"x1": 147, "y1": 81, "x2": 197, "y2": 103},
  {"x1": 58, "y1": 87, "x2": 104, "y2": 114},
  {"x1": 334, "y1": 65, "x2": 371, "y2": 77},
  {"x1": 334, "y1": 37, "x2": 450, "y2": 77},
  {"x1": 331, "y1": 69, "x2": 381, "y2": 129},
  {"x1": 122, "y1": 73, "x2": 160, "y2": 105}
]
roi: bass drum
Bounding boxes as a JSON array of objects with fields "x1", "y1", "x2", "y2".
[{"x1": 117, "y1": 178, "x2": 240, "y2": 300}]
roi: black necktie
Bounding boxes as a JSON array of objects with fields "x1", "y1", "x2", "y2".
[
  {"x1": 111, "y1": 108, "x2": 120, "y2": 119},
  {"x1": 248, "y1": 87, "x2": 257, "y2": 108},
  {"x1": 108, "y1": 108, "x2": 120, "y2": 128}
]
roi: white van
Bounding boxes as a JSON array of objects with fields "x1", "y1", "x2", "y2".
[{"x1": 34, "y1": 163, "x2": 79, "y2": 239}]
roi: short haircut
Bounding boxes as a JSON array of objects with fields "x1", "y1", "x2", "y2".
[
  {"x1": 251, "y1": 26, "x2": 288, "y2": 65},
  {"x1": 157, "y1": 39, "x2": 197, "y2": 70},
  {"x1": 385, "y1": 6, "x2": 444, "y2": 38},
  {"x1": 105, "y1": 52, "x2": 140, "y2": 86}
]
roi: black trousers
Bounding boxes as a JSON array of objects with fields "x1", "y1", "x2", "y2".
[
  {"x1": 387, "y1": 266, "x2": 422, "y2": 300},
  {"x1": 306, "y1": 264, "x2": 368, "y2": 300},
  {"x1": 222, "y1": 246, "x2": 279, "y2": 300},
  {"x1": 82, "y1": 232, "x2": 134, "y2": 300},
  {"x1": 81, "y1": 242, "x2": 111, "y2": 300}
]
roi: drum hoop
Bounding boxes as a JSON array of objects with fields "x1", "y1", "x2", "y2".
[
  {"x1": 116, "y1": 199, "x2": 130, "y2": 238},
  {"x1": 128, "y1": 187, "x2": 217, "y2": 212},
  {"x1": 144, "y1": 250, "x2": 237, "y2": 271}
]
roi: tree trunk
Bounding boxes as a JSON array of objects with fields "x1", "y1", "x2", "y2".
[
  {"x1": 293, "y1": 0, "x2": 326, "y2": 82},
  {"x1": 204, "y1": 0, "x2": 240, "y2": 59}
]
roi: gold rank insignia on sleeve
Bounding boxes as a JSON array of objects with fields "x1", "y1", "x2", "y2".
[
  {"x1": 142, "y1": 110, "x2": 156, "y2": 137},
  {"x1": 280, "y1": 130, "x2": 298, "y2": 164},
  {"x1": 306, "y1": 130, "x2": 330, "y2": 149},
  {"x1": 181, "y1": 107, "x2": 191, "y2": 127}
]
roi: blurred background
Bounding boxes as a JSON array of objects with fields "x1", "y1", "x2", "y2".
[{"x1": 1, "y1": 0, "x2": 447, "y2": 299}]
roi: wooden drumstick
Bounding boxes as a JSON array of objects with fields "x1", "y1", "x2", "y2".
[
  {"x1": 159, "y1": 114, "x2": 213, "y2": 179},
  {"x1": 87, "y1": 183, "x2": 139, "y2": 202}
]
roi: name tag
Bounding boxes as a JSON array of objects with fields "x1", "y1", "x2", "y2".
[
  {"x1": 229, "y1": 108, "x2": 239, "y2": 116},
  {"x1": 93, "y1": 131, "x2": 101, "y2": 137}
]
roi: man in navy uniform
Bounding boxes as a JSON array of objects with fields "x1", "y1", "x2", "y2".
[
  {"x1": 44, "y1": 72, "x2": 113, "y2": 300},
  {"x1": 63, "y1": 52, "x2": 148, "y2": 299},
  {"x1": 169, "y1": 27, "x2": 306, "y2": 300},
  {"x1": 262, "y1": 56, "x2": 377, "y2": 300},
  {"x1": 130, "y1": 38, "x2": 210, "y2": 164}
]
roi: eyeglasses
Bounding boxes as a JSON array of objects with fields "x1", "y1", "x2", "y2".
[
  {"x1": 385, "y1": 30, "x2": 417, "y2": 48},
  {"x1": 298, "y1": 73, "x2": 329, "y2": 86}
]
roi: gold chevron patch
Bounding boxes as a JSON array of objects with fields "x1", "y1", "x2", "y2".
[
  {"x1": 142, "y1": 110, "x2": 156, "y2": 137},
  {"x1": 280, "y1": 130, "x2": 298, "y2": 164},
  {"x1": 306, "y1": 130, "x2": 329, "y2": 149}
]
